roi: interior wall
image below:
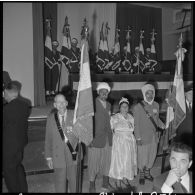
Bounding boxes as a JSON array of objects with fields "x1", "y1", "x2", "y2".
[{"x1": 3, "y1": 3, "x2": 34, "y2": 105}]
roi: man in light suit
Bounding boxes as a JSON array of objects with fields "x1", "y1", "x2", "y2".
[
  {"x1": 133, "y1": 83, "x2": 165, "y2": 185},
  {"x1": 153, "y1": 142, "x2": 192, "y2": 193},
  {"x1": 45, "y1": 93, "x2": 79, "y2": 192}
]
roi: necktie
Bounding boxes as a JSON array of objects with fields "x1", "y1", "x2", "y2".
[
  {"x1": 178, "y1": 179, "x2": 188, "y2": 193},
  {"x1": 61, "y1": 115, "x2": 66, "y2": 131}
]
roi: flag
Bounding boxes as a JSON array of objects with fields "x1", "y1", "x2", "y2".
[
  {"x1": 44, "y1": 20, "x2": 55, "y2": 69},
  {"x1": 73, "y1": 40, "x2": 94, "y2": 146},
  {"x1": 61, "y1": 17, "x2": 72, "y2": 71},
  {"x1": 110, "y1": 28, "x2": 121, "y2": 71},
  {"x1": 122, "y1": 30, "x2": 132, "y2": 71},
  {"x1": 162, "y1": 44, "x2": 186, "y2": 149},
  {"x1": 96, "y1": 23, "x2": 106, "y2": 71}
]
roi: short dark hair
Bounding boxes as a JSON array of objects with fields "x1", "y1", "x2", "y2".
[
  {"x1": 5, "y1": 81, "x2": 21, "y2": 92},
  {"x1": 170, "y1": 142, "x2": 192, "y2": 161}
]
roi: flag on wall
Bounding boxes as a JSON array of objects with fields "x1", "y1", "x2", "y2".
[
  {"x1": 44, "y1": 20, "x2": 55, "y2": 69},
  {"x1": 73, "y1": 40, "x2": 94, "y2": 146}
]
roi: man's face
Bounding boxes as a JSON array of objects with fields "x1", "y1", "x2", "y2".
[
  {"x1": 169, "y1": 151, "x2": 192, "y2": 178},
  {"x1": 185, "y1": 90, "x2": 193, "y2": 103},
  {"x1": 99, "y1": 89, "x2": 109, "y2": 101},
  {"x1": 54, "y1": 95, "x2": 68, "y2": 114},
  {"x1": 145, "y1": 90, "x2": 154, "y2": 102},
  {"x1": 3, "y1": 90, "x2": 11, "y2": 102}
]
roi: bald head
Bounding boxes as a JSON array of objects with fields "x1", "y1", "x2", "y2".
[{"x1": 54, "y1": 94, "x2": 68, "y2": 115}]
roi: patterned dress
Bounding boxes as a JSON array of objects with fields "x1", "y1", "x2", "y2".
[{"x1": 109, "y1": 113, "x2": 137, "y2": 180}]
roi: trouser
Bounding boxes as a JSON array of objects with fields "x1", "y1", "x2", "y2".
[
  {"x1": 88, "y1": 141, "x2": 112, "y2": 181},
  {"x1": 3, "y1": 149, "x2": 28, "y2": 192},
  {"x1": 137, "y1": 137, "x2": 158, "y2": 170},
  {"x1": 54, "y1": 164, "x2": 77, "y2": 193},
  {"x1": 45, "y1": 65, "x2": 59, "y2": 92}
]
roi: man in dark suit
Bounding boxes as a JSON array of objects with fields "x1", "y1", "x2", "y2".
[
  {"x1": 45, "y1": 93, "x2": 79, "y2": 192},
  {"x1": 3, "y1": 81, "x2": 30, "y2": 192},
  {"x1": 153, "y1": 142, "x2": 192, "y2": 193},
  {"x1": 88, "y1": 82, "x2": 113, "y2": 192},
  {"x1": 175, "y1": 83, "x2": 193, "y2": 147}
]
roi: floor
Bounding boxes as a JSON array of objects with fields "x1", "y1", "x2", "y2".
[{"x1": 2, "y1": 101, "x2": 170, "y2": 193}]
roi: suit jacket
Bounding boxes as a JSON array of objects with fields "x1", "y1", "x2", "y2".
[
  {"x1": 91, "y1": 97, "x2": 112, "y2": 148},
  {"x1": 153, "y1": 171, "x2": 193, "y2": 193},
  {"x1": 44, "y1": 109, "x2": 79, "y2": 168},
  {"x1": 3, "y1": 97, "x2": 30, "y2": 153},
  {"x1": 133, "y1": 100, "x2": 161, "y2": 144},
  {"x1": 175, "y1": 101, "x2": 192, "y2": 146}
]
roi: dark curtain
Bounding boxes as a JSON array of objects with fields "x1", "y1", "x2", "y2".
[
  {"x1": 32, "y1": 3, "x2": 46, "y2": 106},
  {"x1": 116, "y1": 3, "x2": 162, "y2": 61}
]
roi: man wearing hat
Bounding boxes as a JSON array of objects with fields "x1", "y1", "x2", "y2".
[
  {"x1": 68, "y1": 38, "x2": 80, "y2": 73},
  {"x1": 174, "y1": 83, "x2": 193, "y2": 147},
  {"x1": 133, "y1": 83, "x2": 165, "y2": 185},
  {"x1": 45, "y1": 40, "x2": 61, "y2": 96},
  {"x1": 88, "y1": 82, "x2": 113, "y2": 192}
]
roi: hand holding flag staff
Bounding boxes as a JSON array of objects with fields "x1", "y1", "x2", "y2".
[
  {"x1": 73, "y1": 19, "x2": 94, "y2": 192},
  {"x1": 161, "y1": 33, "x2": 186, "y2": 151}
]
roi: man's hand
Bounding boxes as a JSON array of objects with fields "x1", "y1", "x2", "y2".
[
  {"x1": 164, "y1": 168, "x2": 180, "y2": 187},
  {"x1": 46, "y1": 158, "x2": 53, "y2": 169},
  {"x1": 136, "y1": 139, "x2": 142, "y2": 145}
]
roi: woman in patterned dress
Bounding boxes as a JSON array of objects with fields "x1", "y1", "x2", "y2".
[{"x1": 109, "y1": 97, "x2": 137, "y2": 184}]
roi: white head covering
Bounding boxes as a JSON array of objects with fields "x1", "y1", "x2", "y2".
[
  {"x1": 141, "y1": 84, "x2": 155, "y2": 105},
  {"x1": 119, "y1": 97, "x2": 129, "y2": 105},
  {"x1": 96, "y1": 82, "x2": 111, "y2": 94}
]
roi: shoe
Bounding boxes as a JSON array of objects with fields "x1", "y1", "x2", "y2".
[
  {"x1": 89, "y1": 181, "x2": 96, "y2": 193},
  {"x1": 139, "y1": 170, "x2": 145, "y2": 185},
  {"x1": 139, "y1": 177, "x2": 145, "y2": 185},
  {"x1": 144, "y1": 168, "x2": 154, "y2": 181},
  {"x1": 102, "y1": 176, "x2": 113, "y2": 190}
]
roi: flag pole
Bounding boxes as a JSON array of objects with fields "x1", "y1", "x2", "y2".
[{"x1": 75, "y1": 19, "x2": 89, "y2": 193}]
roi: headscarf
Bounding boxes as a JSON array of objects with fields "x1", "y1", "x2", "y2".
[
  {"x1": 141, "y1": 84, "x2": 155, "y2": 105},
  {"x1": 96, "y1": 82, "x2": 111, "y2": 94}
]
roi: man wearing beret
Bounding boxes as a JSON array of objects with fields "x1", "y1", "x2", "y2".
[
  {"x1": 133, "y1": 83, "x2": 165, "y2": 185},
  {"x1": 88, "y1": 82, "x2": 113, "y2": 192}
]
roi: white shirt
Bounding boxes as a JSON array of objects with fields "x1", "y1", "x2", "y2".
[
  {"x1": 161, "y1": 172, "x2": 190, "y2": 193},
  {"x1": 186, "y1": 100, "x2": 192, "y2": 110}
]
